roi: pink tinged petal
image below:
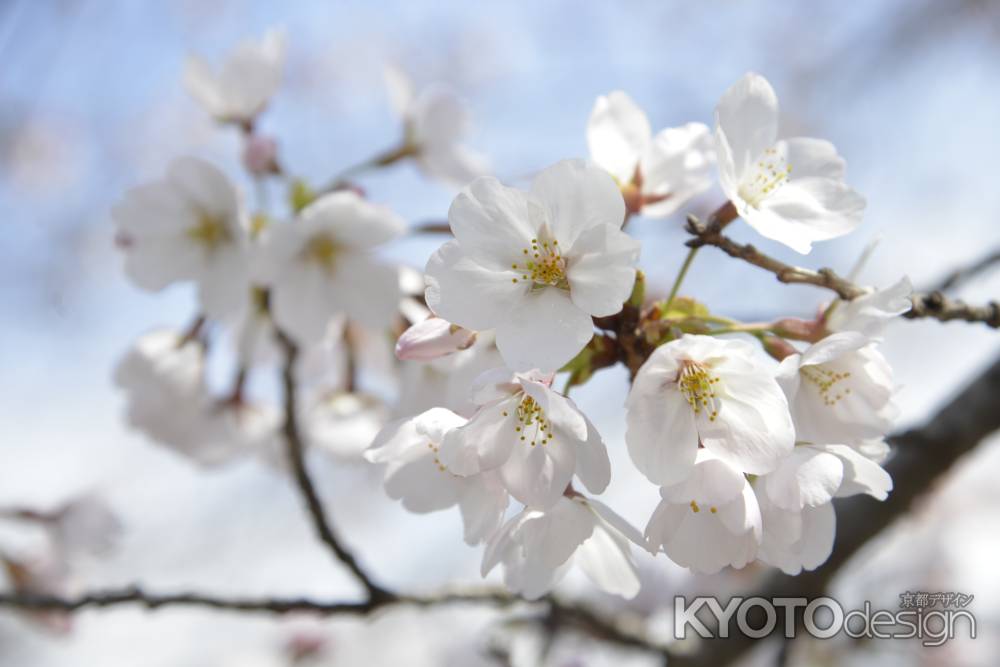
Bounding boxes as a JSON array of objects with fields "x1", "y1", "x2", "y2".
[
  {"x1": 565, "y1": 223, "x2": 640, "y2": 317},
  {"x1": 395, "y1": 317, "x2": 477, "y2": 361},
  {"x1": 822, "y1": 444, "x2": 892, "y2": 500},
  {"x1": 499, "y1": 431, "x2": 576, "y2": 509},
  {"x1": 625, "y1": 355, "x2": 699, "y2": 486},
  {"x1": 365, "y1": 416, "x2": 421, "y2": 464},
  {"x1": 494, "y1": 286, "x2": 593, "y2": 372},
  {"x1": 383, "y1": 452, "x2": 465, "y2": 513},
  {"x1": 424, "y1": 240, "x2": 523, "y2": 331},
  {"x1": 714, "y1": 72, "x2": 780, "y2": 181},
  {"x1": 586, "y1": 91, "x2": 651, "y2": 182},
  {"x1": 299, "y1": 191, "x2": 405, "y2": 249},
  {"x1": 574, "y1": 415, "x2": 611, "y2": 495},
  {"x1": 575, "y1": 522, "x2": 641, "y2": 598},
  {"x1": 638, "y1": 122, "x2": 715, "y2": 217},
  {"x1": 529, "y1": 160, "x2": 627, "y2": 247},
  {"x1": 437, "y1": 398, "x2": 518, "y2": 475},
  {"x1": 765, "y1": 447, "x2": 844, "y2": 511},
  {"x1": 519, "y1": 380, "x2": 588, "y2": 441},
  {"x1": 447, "y1": 177, "x2": 541, "y2": 270},
  {"x1": 457, "y1": 472, "x2": 509, "y2": 545},
  {"x1": 469, "y1": 367, "x2": 520, "y2": 405}
]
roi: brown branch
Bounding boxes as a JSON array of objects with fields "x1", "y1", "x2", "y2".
[
  {"x1": 932, "y1": 247, "x2": 1000, "y2": 292},
  {"x1": 275, "y1": 330, "x2": 392, "y2": 602},
  {"x1": 684, "y1": 214, "x2": 1000, "y2": 328}
]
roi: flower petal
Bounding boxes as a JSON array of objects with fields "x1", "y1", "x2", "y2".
[
  {"x1": 425, "y1": 240, "x2": 523, "y2": 331},
  {"x1": 494, "y1": 286, "x2": 593, "y2": 372},
  {"x1": 586, "y1": 91, "x2": 651, "y2": 183},
  {"x1": 565, "y1": 223, "x2": 640, "y2": 317},
  {"x1": 530, "y1": 159, "x2": 626, "y2": 248},
  {"x1": 714, "y1": 72, "x2": 779, "y2": 182}
]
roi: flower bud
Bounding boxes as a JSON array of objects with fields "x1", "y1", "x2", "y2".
[
  {"x1": 395, "y1": 317, "x2": 476, "y2": 361},
  {"x1": 242, "y1": 134, "x2": 280, "y2": 175}
]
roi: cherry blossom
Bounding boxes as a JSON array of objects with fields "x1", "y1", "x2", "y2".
[
  {"x1": 112, "y1": 157, "x2": 250, "y2": 318},
  {"x1": 625, "y1": 334, "x2": 794, "y2": 484},
  {"x1": 588, "y1": 90, "x2": 714, "y2": 216},
  {"x1": 715, "y1": 72, "x2": 866, "y2": 253},
  {"x1": 645, "y1": 450, "x2": 762, "y2": 574},
  {"x1": 262, "y1": 190, "x2": 405, "y2": 343},
  {"x1": 395, "y1": 317, "x2": 477, "y2": 361},
  {"x1": 776, "y1": 332, "x2": 897, "y2": 445},
  {"x1": 825, "y1": 276, "x2": 913, "y2": 340},
  {"x1": 425, "y1": 159, "x2": 640, "y2": 371},
  {"x1": 184, "y1": 29, "x2": 285, "y2": 124},
  {"x1": 482, "y1": 494, "x2": 643, "y2": 600},
  {"x1": 437, "y1": 368, "x2": 610, "y2": 509},
  {"x1": 365, "y1": 408, "x2": 509, "y2": 545},
  {"x1": 384, "y1": 66, "x2": 489, "y2": 187}
]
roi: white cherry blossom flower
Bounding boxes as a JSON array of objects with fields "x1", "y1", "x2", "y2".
[
  {"x1": 587, "y1": 91, "x2": 714, "y2": 217},
  {"x1": 755, "y1": 442, "x2": 891, "y2": 574},
  {"x1": 395, "y1": 317, "x2": 477, "y2": 361},
  {"x1": 184, "y1": 29, "x2": 285, "y2": 124},
  {"x1": 438, "y1": 369, "x2": 610, "y2": 509},
  {"x1": 715, "y1": 72, "x2": 865, "y2": 253},
  {"x1": 365, "y1": 408, "x2": 508, "y2": 545},
  {"x1": 645, "y1": 450, "x2": 762, "y2": 574},
  {"x1": 384, "y1": 66, "x2": 489, "y2": 187},
  {"x1": 625, "y1": 334, "x2": 794, "y2": 484},
  {"x1": 776, "y1": 332, "x2": 897, "y2": 444},
  {"x1": 46, "y1": 496, "x2": 122, "y2": 559},
  {"x1": 305, "y1": 392, "x2": 387, "y2": 460},
  {"x1": 262, "y1": 191, "x2": 405, "y2": 343},
  {"x1": 112, "y1": 157, "x2": 250, "y2": 318},
  {"x1": 425, "y1": 159, "x2": 639, "y2": 371},
  {"x1": 482, "y1": 494, "x2": 643, "y2": 600},
  {"x1": 825, "y1": 277, "x2": 912, "y2": 341}
]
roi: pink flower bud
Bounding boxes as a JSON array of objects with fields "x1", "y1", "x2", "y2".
[
  {"x1": 242, "y1": 134, "x2": 279, "y2": 175},
  {"x1": 395, "y1": 317, "x2": 476, "y2": 361}
]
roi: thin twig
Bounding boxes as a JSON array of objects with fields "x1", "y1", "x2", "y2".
[
  {"x1": 932, "y1": 247, "x2": 1000, "y2": 292},
  {"x1": 685, "y1": 214, "x2": 1000, "y2": 328},
  {"x1": 275, "y1": 330, "x2": 392, "y2": 602}
]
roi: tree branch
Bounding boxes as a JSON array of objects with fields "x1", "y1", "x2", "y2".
[
  {"x1": 684, "y1": 214, "x2": 1000, "y2": 328},
  {"x1": 931, "y1": 247, "x2": 1000, "y2": 292},
  {"x1": 275, "y1": 330, "x2": 392, "y2": 602}
]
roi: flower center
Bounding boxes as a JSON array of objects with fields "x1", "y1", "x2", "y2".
[
  {"x1": 511, "y1": 237, "x2": 569, "y2": 290},
  {"x1": 187, "y1": 213, "x2": 232, "y2": 250},
  {"x1": 425, "y1": 441, "x2": 450, "y2": 473},
  {"x1": 502, "y1": 395, "x2": 553, "y2": 447},
  {"x1": 800, "y1": 365, "x2": 852, "y2": 407},
  {"x1": 304, "y1": 234, "x2": 339, "y2": 269},
  {"x1": 678, "y1": 360, "x2": 720, "y2": 421},
  {"x1": 689, "y1": 500, "x2": 718, "y2": 514},
  {"x1": 738, "y1": 147, "x2": 791, "y2": 208}
]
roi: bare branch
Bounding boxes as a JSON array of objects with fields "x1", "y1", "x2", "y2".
[
  {"x1": 275, "y1": 330, "x2": 392, "y2": 602},
  {"x1": 685, "y1": 214, "x2": 1000, "y2": 328},
  {"x1": 932, "y1": 247, "x2": 1000, "y2": 292}
]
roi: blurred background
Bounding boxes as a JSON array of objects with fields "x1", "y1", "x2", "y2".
[{"x1": 0, "y1": 1, "x2": 998, "y2": 665}]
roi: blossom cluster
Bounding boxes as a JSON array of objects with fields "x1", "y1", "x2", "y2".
[{"x1": 111, "y1": 31, "x2": 910, "y2": 602}]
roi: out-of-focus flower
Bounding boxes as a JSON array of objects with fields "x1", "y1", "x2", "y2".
[
  {"x1": 184, "y1": 29, "x2": 285, "y2": 125},
  {"x1": 305, "y1": 391, "x2": 387, "y2": 461},
  {"x1": 262, "y1": 191, "x2": 404, "y2": 343},
  {"x1": 242, "y1": 134, "x2": 281, "y2": 175},
  {"x1": 587, "y1": 91, "x2": 714, "y2": 217},
  {"x1": 425, "y1": 159, "x2": 639, "y2": 371},
  {"x1": 824, "y1": 277, "x2": 912, "y2": 341},
  {"x1": 395, "y1": 317, "x2": 477, "y2": 361},
  {"x1": 384, "y1": 65, "x2": 489, "y2": 187},
  {"x1": 438, "y1": 368, "x2": 610, "y2": 509},
  {"x1": 46, "y1": 496, "x2": 122, "y2": 559},
  {"x1": 625, "y1": 334, "x2": 794, "y2": 485},
  {"x1": 366, "y1": 407, "x2": 508, "y2": 545},
  {"x1": 482, "y1": 494, "x2": 643, "y2": 600},
  {"x1": 1, "y1": 555, "x2": 73, "y2": 633},
  {"x1": 645, "y1": 450, "x2": 761, "y2": 574},
  {"x1": 112, "y1": 157, "x2": 250, "y2": 318},
  {"x1": 776, "y1": 332, "x2": 897, "y2": 445},
  {"x1": 715, "y1": 72, "x2": 865, "y2": 254}
]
